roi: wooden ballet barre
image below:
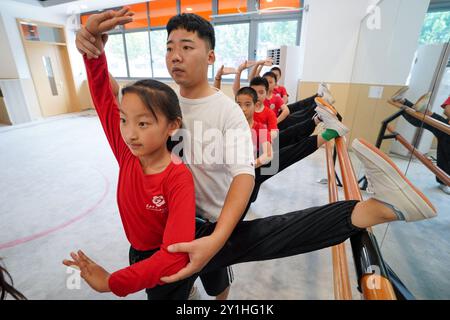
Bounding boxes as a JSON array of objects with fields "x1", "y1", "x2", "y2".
[
  {"x1": 388, "y1": 100, "x2": 450, "y2": 136},
  {"x1": 325, "y1": 142, "x2": 352, "y2": 300},
  {"x1": 335, "y1": 137, "x2": 397, "y2": 300},
  {"x1": 386, "y1": 124, "x2": 450, "y2": 186}
]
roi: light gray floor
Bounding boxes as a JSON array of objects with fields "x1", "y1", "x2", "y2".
[{"x1": 0, "y1": 111, "x2": 448, "y2": 300}]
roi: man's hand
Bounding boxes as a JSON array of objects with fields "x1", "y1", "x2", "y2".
[
  {"x1": 63, "y1": 250, "x2": 111, "y2": 293},
  {"x1": 76, "y1": 7, "x2": 134, "y2": 59},
  {"x1": 160, "y1": 235, "x2": 222, "y2": 283}
]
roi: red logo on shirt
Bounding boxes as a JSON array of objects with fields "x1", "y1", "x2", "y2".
[
  {"x1": 152, "y1": 195, "x2": 165, "y2": 207},
  {"x1": 145, "y1": 195, "x2": 167, "y2": 213}
]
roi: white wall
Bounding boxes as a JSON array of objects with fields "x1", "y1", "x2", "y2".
[
  {"x1": 299, "y1": 0, "x2": 429, "y2": 85},
  {"x1": 64, "y1": 15, "x2": 90, "y2": 110},
  {"x1": 351, "y1": 0, "x2": 430, "y2": 85},
  {"x1": 299, "y1": 0, "x2": 370, "y2": 83},
  {"x1": 0, "y1": 14, "x2": 19, "y2": 79},
  {"x1": 0, "y1": 1, "x2": 80, "y2": 123},
  {"x1": 0, "y1": 2, "x2": 68, "y2": 79}
]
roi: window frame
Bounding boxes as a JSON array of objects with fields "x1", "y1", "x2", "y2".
[
  {"x1": 211, "y1": 20, "x2": 251, "y2": 80},
  {"x1": 79, "y1": 0, "x2": 303, "y2": 82}
]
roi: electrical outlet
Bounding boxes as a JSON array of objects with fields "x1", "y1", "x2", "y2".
[{"x1": 369, "y1": 86, "x2": 384, "y2": 99}]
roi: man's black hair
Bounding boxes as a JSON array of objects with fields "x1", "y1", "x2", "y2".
[{"x1": 167, "y1": 13, "x2": 215, "y2": 50}]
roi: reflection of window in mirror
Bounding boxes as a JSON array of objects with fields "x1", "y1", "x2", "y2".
[
  {"x1": 42, "y1": 56, "x2": 58, "y2": 96},
  {"x1": 419, "y1": 11, "x2": 450, "y2": 45}
]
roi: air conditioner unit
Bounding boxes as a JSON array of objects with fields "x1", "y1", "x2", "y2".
[{"x1": 266, "y1": 45, "x2": 302, "y2": 104}]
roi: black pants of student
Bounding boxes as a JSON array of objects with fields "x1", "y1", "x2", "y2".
[
  {"x1": 287, "y1": 94, "x2": 318, "y2": 114},
  {"x1": 243, "y1": 135, "x2": 319, "y2": 216},
  {"x1": 129, "y1": 218, "x2": 232, "y2": 300},
  {"x1": 130, "y1": 200, "x2": 362, "y2": 300},
  {"x1": 278, "y1": 118, "x2": 316, "y2": 149},
  {"x1": 278, "y1": 95, "x2": 318, "y2": 131},
  {"x1": 402, "y1": 99, "x2": 450, "y2": 185}
]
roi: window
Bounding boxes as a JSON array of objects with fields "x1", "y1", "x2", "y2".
[
  {"x1": 125, "y1": 31, "x2": 152, "y2": 77},
  {"x1": 180, "y1": 0, "x2": 212, "y2": 21},
  {"x1": 80, "y1": 1, "x2": 302, "y2": 81},
  {"x1": 149, "y1": 0, "x2": 177, "y2": 27},
  {"x1": 80, "y1": 14, "x2": 91, "y2": 26},
  {"x1": 256, "y1": 20, "x2": 298, "y2": 61},
  {"x1": 419, "y1": 11, "x2": 450, "y2": 44},
  {"x1": 150, "y1": 29, "x2": 170, "y2": 78},
  {"x1": 104, "y1": 34, "x2": 128, "y2": 77},
  {"x1": 214, "y1": 23, "x2": 250, "y2": 79},
  {"x1": 124, "y1": 2, "x2": 149, "y2": 30},
  {"x1": 218, "y1": 0, "x2": 247, "y2": 15}
]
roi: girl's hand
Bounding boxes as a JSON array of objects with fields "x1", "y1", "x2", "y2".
[
  {"x1": 63, "y1": 250, "x2": 111, "y2": 293},
  {"x1": 85, "y1": 7, "x2": 134, "y2": 35},
  {"x1": 215, "y1": 65, "x2": 225, "y2": 79},
  {"x1": 263, "y1": 58, "x2": 273, "y2": 66},
  {"x1": 76, "y1": 7, "x2": 134, "y2": 59},
  {"x1": 237, "y1": 60, "x2": 255, "y2": 72},
  {"x1": 221, "y1": 67, "x2": 237, "y2": 75},
  {"x1": 215, "y1": 66, "x2": 236, "y2": 81}
]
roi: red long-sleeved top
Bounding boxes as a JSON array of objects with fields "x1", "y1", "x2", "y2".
[{"x1": 84, "y1": 53, "x2": 195, "y2": 297}]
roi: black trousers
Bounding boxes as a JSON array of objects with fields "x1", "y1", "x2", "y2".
[
  {"x1": 278, "y1": 95, "x2": 318, "y2": 131},
  {"x1": 402, "y1": 99, "x2": 450, "y2": 185},
  {"x1": 130, "y1": 200, "x2": 361, "y2": 299},
  {"x1": 278, "y1": 118, "x2": 316, "y2": 149},
  {"x1": 129, "y1": 217, "x2": 233, "y2": 300},
  {"x1": 243, "y1": 135, "x2": 319, "y2": 216}
]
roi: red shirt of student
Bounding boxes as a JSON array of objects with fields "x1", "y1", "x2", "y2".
[
  {"x1": 253, "y1": 105, "x2": 278, "y2": 132},
  {"x1": 273, "y1": 85, "x2": 288, "y2": 99},
  {"x1": 85, "y1": 53, "x2": 195, "y2": 297},
  {"x1": 251, "y1": 121, "x2": 271, "y2": 157},
  {"x1": 264, "y1": 94, "x2": 284, "y2": 117}
]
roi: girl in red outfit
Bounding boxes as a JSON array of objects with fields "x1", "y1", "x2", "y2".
[{"x1": 63, "y1": 41, "x2": 196, "y2": 297}]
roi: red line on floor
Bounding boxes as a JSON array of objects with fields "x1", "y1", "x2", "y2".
[{"x1": 0, "y1": 168, "x2": 110, "y2": 250}]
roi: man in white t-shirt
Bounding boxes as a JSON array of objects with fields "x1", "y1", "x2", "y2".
[{"x1": 161, "y1": 14, "x2": 255, "y2": 299}]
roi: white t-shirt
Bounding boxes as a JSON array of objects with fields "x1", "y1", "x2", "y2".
[{"x1": 176, "y1": 88, "x2": 255, "y2": 222}]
